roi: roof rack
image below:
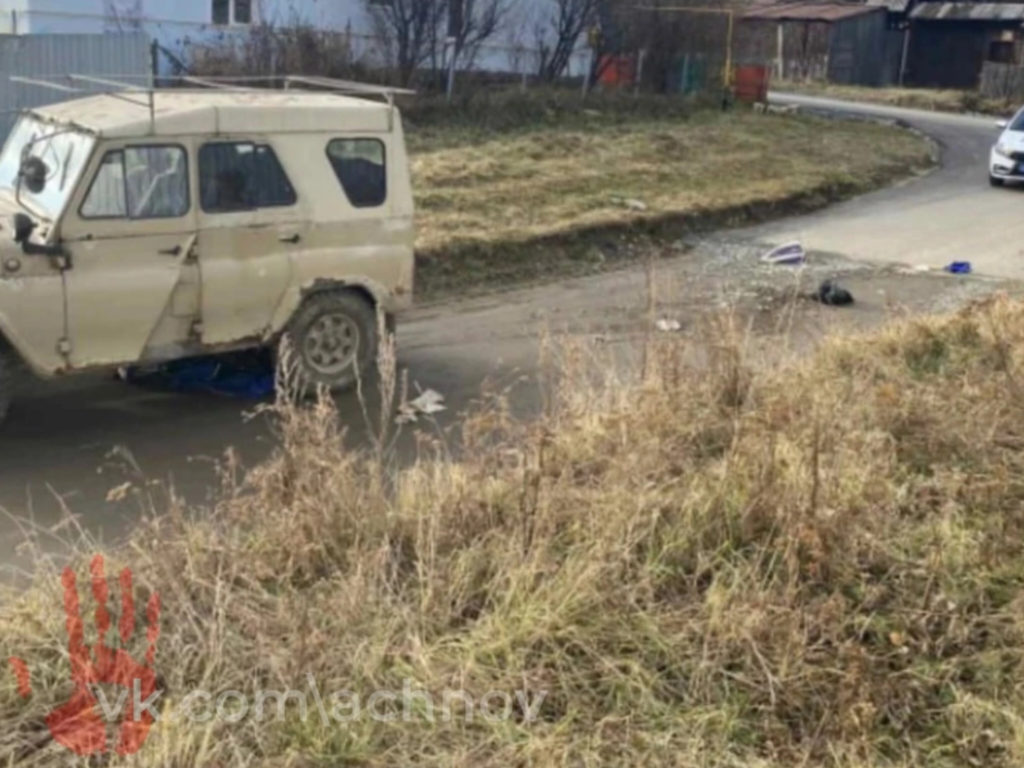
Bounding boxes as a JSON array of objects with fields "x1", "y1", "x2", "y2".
[
  {"x1": 10, "y1": 73, "x2": 415, "y2": 135},
  {"x1": 9, "y1": 73, "x2": 415, "y2": 108}
]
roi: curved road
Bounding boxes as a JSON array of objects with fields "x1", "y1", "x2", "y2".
[
  {"x1": 761, "y1": 93, "x2": 1012, "y2": 275},
  {"x1": 0, "y1": 94, "x2": 1011, "y2": 575}
]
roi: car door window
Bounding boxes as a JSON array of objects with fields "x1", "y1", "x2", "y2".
[
  {"x1": 81, "y1": 145, "x2": 189, "y2": 219},
  {"x1": 81, "y1": 151, "x2": 127, "y2": 218},
  {"x1": 199, "y1": 142, "x2": 296, "y2": 213},
  {"x1": 326, "y1": 138, "x2": 386, "y2": 208}
]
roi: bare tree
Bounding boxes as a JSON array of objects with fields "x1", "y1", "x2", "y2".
[
  {"x1": 366, "y1": 0, "x2": 447, "y2": 85},
  {"x1": 534, "y1": 0, "x2": 601, "y2": 81},
  {"x1": 190, "y1": 14, "x2": 369, "y2": 83},
  {"x1": 448, "y1": 0, "x2": 508, "y2": 71},
  {"x1": 103, "y1": 0, "x2": 143, "y2": 32}
]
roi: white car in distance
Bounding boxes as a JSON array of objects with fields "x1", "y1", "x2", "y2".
[{"x1": 990, "y1": 107, "x2": 1024, "y2": 186}]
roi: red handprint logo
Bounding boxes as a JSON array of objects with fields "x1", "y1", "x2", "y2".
[{"x1": 8, "y1": 555, "x2": 161, "y2": 757}]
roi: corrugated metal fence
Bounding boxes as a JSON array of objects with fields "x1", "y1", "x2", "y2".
[
  {"x1": 0, "y1": 33, "x2": 151, "y2": 143},
  {"x1": 980, "y1": 61, "x2": 1024, "y2": 102}
]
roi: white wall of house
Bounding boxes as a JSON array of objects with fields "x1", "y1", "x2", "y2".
[
  {"x1": 0, "y1": 1, "x2": 33, "y2": 34},
  {"x1": 4, "y1": 1, "x2": 364, "y2": 35},
  {"x1": 1, "y1": 0, "x2": 590, "y2": 76}
]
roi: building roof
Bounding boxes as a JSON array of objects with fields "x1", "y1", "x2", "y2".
[
  {"x1": 865, "y1": 0, "x2": 912, "y2": 14},
  {"x1": 27, "y1": 90, "x2": 393, "y2": 138},
  {"x1": 743, "y1": 2, "x2": 885, "y2": 21},
  {"x1": 909, "y1": 1, "x2": 1024, "y2": 20}
]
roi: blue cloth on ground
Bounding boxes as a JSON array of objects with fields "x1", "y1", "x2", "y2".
[{"x1": 123, "y1": 349, "x2": 275, "y2": 399}]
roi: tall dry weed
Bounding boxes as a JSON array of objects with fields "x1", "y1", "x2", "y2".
[{"x1": 3, "y1": 296, "x2": 1024, "y2": 766}]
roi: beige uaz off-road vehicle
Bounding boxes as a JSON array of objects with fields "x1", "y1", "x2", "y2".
[{"x1": 0, "y1": 77, "x2": 415, "y2": 421}]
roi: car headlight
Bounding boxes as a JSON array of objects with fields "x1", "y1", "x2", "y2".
[{"x1": 995, "y1": 143, "x2": 1013, "y2": 158}]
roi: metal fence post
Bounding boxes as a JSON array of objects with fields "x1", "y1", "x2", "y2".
[
  {"x1": 445, "y1": 36, "x2": 457, "y2": 103},
  {"x1": 898, "y1": 23, "x2": 911, "y2": 86},
  {"x1": 581, "y1": 48, "x2": 593, "y2": 97}
]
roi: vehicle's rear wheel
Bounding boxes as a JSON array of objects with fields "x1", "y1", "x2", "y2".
[
  {"x1": 990, "y1": 175, "x2": 1006, "y2": 187},
  {"x1": 0, "y1": 347, "x2": 14, "y2": 424},
  {"x1": 280, "y1": 291, "x2": 378, "y2": 394}
]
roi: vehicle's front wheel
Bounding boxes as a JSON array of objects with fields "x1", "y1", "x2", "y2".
[
  {"x1": 990, "y1": 175, "x2": 1006, "y2": 187},
  {"x1": 280, "y1": 291, "x2": 378, "y2": 394}
]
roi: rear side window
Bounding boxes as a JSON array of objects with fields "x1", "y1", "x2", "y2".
[
  {"x1": 199, "y1": 142, "x2": 296, "y2": 213},
  {"x1": 326, "y1": 139, "x2": 386, "y2": 208},
  {"x1": 81, "y1": 145, "x2": 189, "y2": 219}
]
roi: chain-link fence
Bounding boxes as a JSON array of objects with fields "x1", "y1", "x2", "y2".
[{"x1": 1, "y1": 6, "x2": 740, "y2": 104}]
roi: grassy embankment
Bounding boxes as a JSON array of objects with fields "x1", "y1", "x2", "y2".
[
  {"x1": 405, "y1": 90, "x2": 935, "y2": 297},
  {"x1": 5, "y1": 295, "x2": 1024, "y2": 766},
  {"x1": 775, "y1": 79, "x2": 1011, "y2": 118}
]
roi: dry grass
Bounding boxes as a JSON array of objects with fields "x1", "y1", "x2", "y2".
[
  {"x1": 775, "y1": 80, "x2": 1011, "y2": 117},
  {"x1": 5, "y1": 293, "x2": 1024, "y2": 766},
  {"x1": 406, "y1": 92, "x2": 934, "y2": 296},
  {"x1": 413, "y1": 110, "x2": 929, "y2": 251}
]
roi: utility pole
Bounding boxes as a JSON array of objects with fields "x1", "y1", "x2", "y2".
[{"x1": 445, "y1": 0, "x2": 464, "y2": 102}]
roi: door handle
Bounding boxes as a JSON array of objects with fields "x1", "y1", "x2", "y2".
[
  {"x1": 158, "y1": 245, "x2": 182, "y2": 256},
  {"x1": 278, "y1": 233, "x2": 301, "y2": 244}
]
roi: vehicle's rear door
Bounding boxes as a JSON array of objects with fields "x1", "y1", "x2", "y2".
[{"x1": 194, "y1": 139, "x2": 307, "y2": 347}]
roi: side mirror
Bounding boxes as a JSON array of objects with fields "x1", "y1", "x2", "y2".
[
  {"x1": 11, "y1": 213, "x2": 64, "y2": 259},
  {"x1": 17, "y1": 156, "x2": 48, "y2": 195},
  {"x1": 996, "y1": 119, "x2": 1009, "y2": 129},
  {"x1": 12, "y1": 213, "x2": 36, "y2": 243}
]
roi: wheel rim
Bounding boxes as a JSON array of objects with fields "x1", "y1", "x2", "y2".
[{"x1": 302, "y1": 312, "x2": 360, "y2": 376}]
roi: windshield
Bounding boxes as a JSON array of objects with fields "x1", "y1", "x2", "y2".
[
  {"x1": 0, "y1": 116, "x2": 95, "y2": 220},
  {"x1": 1011, "y1": 109, "x2": 1024, "y2": 132}
]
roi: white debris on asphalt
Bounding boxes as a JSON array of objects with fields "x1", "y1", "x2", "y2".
[
  {"x1": 396, "y1": 388, "x2": 447, "y2": 424},
  {"x1": 761, "y1": 241, "x2": 806, "y2": 265}
]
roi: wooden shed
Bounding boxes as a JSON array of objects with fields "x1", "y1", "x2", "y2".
[
  {"x1": 739, "y1": 2, "x2": 893, "y2": 85},
  {"x1": 905, "y1": 2, "x2": 1024, "y2": 88}
]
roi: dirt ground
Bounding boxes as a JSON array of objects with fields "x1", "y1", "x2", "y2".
[{"x1": 420, "y1": 236, "x2": 1017, "y2": 364}]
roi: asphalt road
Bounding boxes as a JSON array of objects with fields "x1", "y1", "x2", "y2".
[
  {"x1": 0, "y1": 94, "x2": 1013, "y2": 578},
  {"x1": 759, "y1": 93, "x2": 1013, "y2": 275}
]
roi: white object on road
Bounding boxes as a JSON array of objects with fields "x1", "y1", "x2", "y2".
[
  {"x1": 761, "y1": 241, "x2": 806, "y2": 265},
  {"x1": 396, "y1": 388, "x2": 447, "y2": 424},
  {"x1": 655, "y1": 318, "x2": 682, "y2": 332},
  {"x1": 411, "y1": 389, "x2": 446, "y2": 414}
]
